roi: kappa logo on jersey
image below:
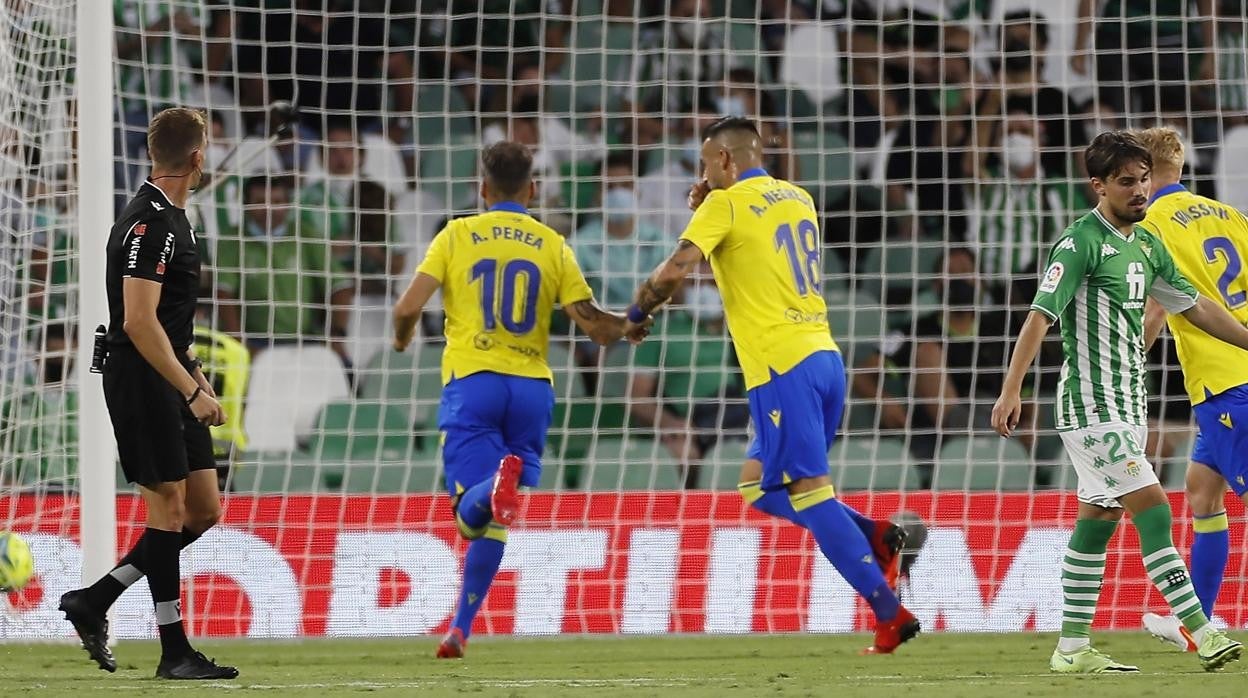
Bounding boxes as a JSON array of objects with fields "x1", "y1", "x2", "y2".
[
  {"x1": 150, "y1": 200, "x2": 164, "y2": 212},
  {"x1": 769, "y1": 410, "x2": 782, "y2": 427},
  {"x1": 1039, "y1": 262, "x2": 1065, "y2": 293},
  {"x1": 1056, "y1": 238, "x2": 1077, "y2": 253},
  {"x1": 1220, "y1": 412, "x2": 1234, "y2": 429},
  {"x1": 1101, "y1": 243, "x2": 1118, "y2": 258}
]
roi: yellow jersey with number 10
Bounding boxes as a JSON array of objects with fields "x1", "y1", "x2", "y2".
[
  {"x1": 416, "y1": 202, "x2": 594, "y2": 385},
  {"x1": 1141, "y1": 183, "x2": 1248, "y2": 404},
  {"x1": 680, "y1": 169, "x2": 837, "y2": 389}
]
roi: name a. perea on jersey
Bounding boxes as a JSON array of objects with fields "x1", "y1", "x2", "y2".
[
  {"x1": 471, "y1": 226, "x2": 544, "y2": 249},
  {"x1": 749, "y1": 188, "x2": 814, "y2": 217},
  {"x1": 1170, "y1": 203, "x2": 1231, "y2": 229}
]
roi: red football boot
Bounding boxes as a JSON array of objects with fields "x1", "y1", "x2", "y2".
[
  {"x1": 436, "y1": 628, "x2": 466, "y2": 658},
  {"x1": 490, "y1": 454, "x2": 524, "y2": 526},
  {"x1": 862, "y1": 606, "x2": 921, "y2": 655}
]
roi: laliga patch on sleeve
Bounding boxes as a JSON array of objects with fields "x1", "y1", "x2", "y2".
[{"x1": 1039, "y1": 262, "x2": 1064, "y2": 293}]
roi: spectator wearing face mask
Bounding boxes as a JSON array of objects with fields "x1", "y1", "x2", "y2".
[
  {"x1": 852, "y1": 249, "x2": 1030, "y2": 486},
  {"x1": 629, "y1": 264, "x2": 749, "y2": 489},
  {"x1": 967, "y1": 107, "x2": 1090, "y2": 313},
  {"x1": 572, "y1": 151, "x2": 668, "y2": 308}
]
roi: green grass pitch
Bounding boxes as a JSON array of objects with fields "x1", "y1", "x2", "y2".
[{"x1": 3, "y1": 633, "x2": 1244, "y2": 697}]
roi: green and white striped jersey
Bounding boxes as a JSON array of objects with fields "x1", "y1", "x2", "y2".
[
  {"x1": 968, "y1": 169, "x2": 1090, "y2": 279},
  {"x1": 1031, "y1": 208, "x2": 1199, "y2": 430}
]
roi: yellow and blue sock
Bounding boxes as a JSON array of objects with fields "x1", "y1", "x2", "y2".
[
  {"x1": 1191, "y1": 511, "x2": 1229, "y2": 617},
  {"x1": 457, "y1": 479, "x2": 494, "y2": 530},
  {"x1": 738, "y1": 480, "x2": 877, "y2": 539},
  {"x1": 790, "y1": 486, "x2": 898, "y2": 621},
  {"x1": 451, "y1": 525, "x2": 507, "y2": 639}
]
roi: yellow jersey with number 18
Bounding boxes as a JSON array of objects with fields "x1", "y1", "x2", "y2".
[
  {"x1": 680, "y1": 169, "x2": 837, "y2": 389},
  {"x1": 416, "y1": 202, "x2": 594, "y2": 385},
  {"x1": 1140, "y1": 183, "x2": 1248, "y2": 404}
]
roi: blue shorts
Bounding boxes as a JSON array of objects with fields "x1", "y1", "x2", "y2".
[
  {"x1": 438, "y1": 371, "x2": 554, "y2": 498},
  {"x1": 1191, "y1": 385, "x2": 1248, "y2": 496},
  {"x1": 746, "y1": 350, "x2": 845, "y2": 491}
]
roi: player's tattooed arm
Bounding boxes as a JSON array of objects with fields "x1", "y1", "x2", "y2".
[
  {"x1": 565, "y1": 298, "x2": 645, "y2": 346},
  {"x1": 633, "y1": 240, "x2": 704, "y2": 315}
]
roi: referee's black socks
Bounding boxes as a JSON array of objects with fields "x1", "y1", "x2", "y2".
[
  {"x1": 84, "y1": 526, "x2": 206, "y2": 612},
  {"x1": 144, "y1": 527, "x2": 193, "y2": 658}
]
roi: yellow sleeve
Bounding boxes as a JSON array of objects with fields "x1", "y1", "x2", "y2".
[
  {"x1": 679, "y1": 189, "x2": 733, "y2": 257},
  {"x1": 415, "y1": 223, "x2": 452, "y2": 281},
  {"x1": 558, "y1": 241, "x2": 594, "y2": 306}
]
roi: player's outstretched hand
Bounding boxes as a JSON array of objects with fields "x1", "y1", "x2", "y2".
[
  {"x1": 687, "y1": 179, "x2": 710, "y2": 211},
  {"x1": 990, "y1": 393, "x2": 1021, "y2": 438},
  {"x1": 623, "y1": 315, "x2": 653, "y2": 345}
]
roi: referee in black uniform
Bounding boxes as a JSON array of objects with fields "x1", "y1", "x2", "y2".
[{"x1": 59, "y1": 108, "x2": 237, "y2": 680}]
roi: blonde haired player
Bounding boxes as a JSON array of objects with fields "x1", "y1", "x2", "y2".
[{"x1": 1136, "y1": 126, "x2": 1248, "y2": 652}]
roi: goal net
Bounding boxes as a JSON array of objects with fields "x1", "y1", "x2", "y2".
[{"x1": 3, "y1": 0, "x2": 1247, "y2": 640}]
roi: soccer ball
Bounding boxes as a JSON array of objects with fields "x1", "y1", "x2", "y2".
[{"x1": 0, "y1": 532, "x2": 35, "y2": 592}]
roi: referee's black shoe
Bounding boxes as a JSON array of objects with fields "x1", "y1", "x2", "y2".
[
  {"x1": 156, "y1": 650, "x2": 240, "y2": 680},
  {"x1": 58, "y1": 590, "x2": 117, "y2": 672}
]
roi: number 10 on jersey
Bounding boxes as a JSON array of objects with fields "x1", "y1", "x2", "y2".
[{"x1": 470, "y1": 258, "x2": 541, "y2": 334}]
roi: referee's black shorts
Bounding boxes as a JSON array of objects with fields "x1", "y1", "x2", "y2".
[{"x1": 102, "y1": 344, "x2": 215, "y2": 487}]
